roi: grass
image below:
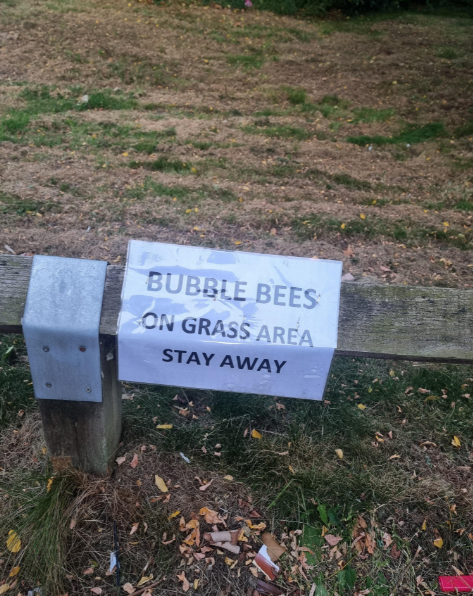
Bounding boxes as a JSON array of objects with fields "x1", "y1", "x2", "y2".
[
  {"x1": 455, "y1": 119, "x2": 473, "y2": 138},
  {"x1": 1, "y1": 337, "x2": 473, "y2": 594},
  {"x1": 283, "y1": 85, "x2": 307, "y2": 105},
  {"x1": 292, "y1": 213, "x2": 473, "y2": 249},
  {"x1": 20, "y1": 86, "x2": 138, "y2": 114},
  {"x1": 351, "y1": 107, "x2": 396, "y2": 123},
  {"x1": 227, "y1": 51, "x2": 265, "y2": 70},
  {"x1": 436, "y1": 47, "x2": 459, "y2": 59},
  {"x1": 124, "y1": 176, "x2": 237, "y2": 203},
  {"x1": 347, "y1": 122, "x2": 447, "y2": 146},
  {"x1": 242, "y1": 123, "x2": 312, "y2": 140},
  {"x1": 0, "y1": 191, "x2": 61, "y2": 216},
  {"x1": 128, "y1": 156, "x2": 195, "y2": 173},
  {"x1": 300, "y1": 94, "x2": 351, "y2": 118}
]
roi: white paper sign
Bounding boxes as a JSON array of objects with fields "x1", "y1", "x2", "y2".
[{"x1": 118, "y1": 240, "x2": 342, "y2": 400}]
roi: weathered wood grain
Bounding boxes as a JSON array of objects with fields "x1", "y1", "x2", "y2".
[{"x1": 1, "y1": 254, "x2": 473, "y2": 363}]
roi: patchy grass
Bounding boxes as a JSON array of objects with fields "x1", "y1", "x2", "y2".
[
  {"x1": 242, "y1": 123, "x2": 312, "y2": 140},
  {"x1": 227, "y1": 51, "x2": 265, "y2": 70},
  {"x1": 283, "y1": 85, "x2": 308, "y2": 105},
  {"x1": 351, "y1": 107, "x2": 396, "y2": 123},
  {"x1": 347, "y1": 122, "x2": 447, "y2": 146},
  {"x1": 292, "y1": 213, "x2": 473, "y2": 249}
]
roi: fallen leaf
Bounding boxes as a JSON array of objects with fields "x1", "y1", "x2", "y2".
[
  {"x1": 225, "y1": 557, "x2": 234, "y2": 565},
  {"x1": 335, "y1": 449, "x2": 343, "y2": 459},
  {"x1": 223, "y1": 475, "x2": 234, "y2": 481},
  {"x1": 343, "y1": 246, "x2": 354, "y2": 257},
  {"x1": 199, "y1": 480, "x2": 214, "y2": 491},
  {"x1": 424, "y1": 395, "x2": 440, "y2": 402},
  {"x1": 83, "y1": 568, "x2": 94, "y2": 575},
  {"x1": 169, "y1": 511, "x2": 180, "y2": 520},
  {"x1": 382, "y1": 533, "x2": 392, "y2": 549},
  {"x1": 288, "y1": 465, "x2": 296, "y2": 474},
  {"x1": 422, "y1": 519, "x2": 427, "y2": 531},
  {"x1": 137, "y1": 575, "x2": 153, "y2": 586},
  {"x1": 452, "y1": 436, "x2": 461, "y2": 448},
  {"x1": 155, "y1": 475, "x2": 168, "y2": 493},
  {"x1": 200, "y1": 507, "x2": 223, "y2": 524},
  {"x1": 389, "y1": 454, "x2": 400, "y2": 460},
  {"x1": 123, "y1": 583, "x2": 135, "y2": 594},
  {"x1": 91, "y1": 589, "x2": 102, "y2": 595},
  {"x1": 9, "y1": 567, "x2": 20, "y2": 578},
  {"x1": 433, "y1": 538, "x2": 443, "y2": 548},
  {"x1": 418, "y1": 388, "x2": 430, "y2": 394},
  {"x1": 0, "y1": 586, "x2": 10, "y2": 595},
  {"x1": 47, "y1": 478, "x2": 54, "y2": 492},
  {"x1": 177, "y1": 572, "x2": 190, "y2": 592},
  {"x1": 245, "y1": 520, "x2": 267, "y2": 531},
  {"x1": 251, "y1": 429, "x2": 262, "y2": 439},
  {"x1": 156, "y1": 424, "x2": 172, "y2": 430},
  {"x1": 116, "y1": 456, "x2": 126, "y2": 466},
  {"x1": 130, "y1": 454, "x2": 139, "y2": 468},
  {"x1": 194, "y1": 579, "x2": 199, "y2": 590},
  {"x1": 324, "y1": 534, "x2": 342, "y2": 546},
  {"x1": 6, "y1": 530, "x2": 21, "y2": 553},
  {"x1": 360, "y1": 213, "x2": 366, "y2": 219},
  {"x1": 130, "y1": 523, "x2": 139, "y2": 536},
  {"x1": 390, "y1": 543, "x2": 401, "y2": 559},
  {"x1": 275, "y1": 402, "x2": 285, "y2": 410},
  {"x1": 358, "y1": 404, "x2": 366, "y2": 410}
]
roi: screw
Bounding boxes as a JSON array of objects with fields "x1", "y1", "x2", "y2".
[
  {"x1": 42, "y1": 346, "x2": 50, "y2": 352},
  {"x1": 85, "y1": 387, "x2": 92, "y2": 393},
  {"x1": 79, "y1": 346, "x2": 86, "y2": 352},
  {"x1": 45, "y1": 382, "x2": 52, "y2": 388}
]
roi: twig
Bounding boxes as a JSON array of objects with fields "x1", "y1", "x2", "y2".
[
  {"x1": 392, "y1": 545, "x2": 422, "y2": 594},
  {"x1": 268, "y1": 479, "x2": 295, "y2": 509}
]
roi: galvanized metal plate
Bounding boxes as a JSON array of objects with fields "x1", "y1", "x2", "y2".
[{"x1": 23, "y1": 255, "x2": 107, "y2": 402}]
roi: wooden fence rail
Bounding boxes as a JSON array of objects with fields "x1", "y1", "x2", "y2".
[{"x1": 2, "y1": 254, "x2": 473, "y2": 362}]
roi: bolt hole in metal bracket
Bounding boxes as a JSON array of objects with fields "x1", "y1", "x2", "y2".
[{"x1": 22, "y1": 256, "x2": 107, "y2": 403}]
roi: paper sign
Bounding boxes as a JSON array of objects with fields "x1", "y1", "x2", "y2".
[{"x1": 118, "y1": 241, "x2": 342, "y2": 400}]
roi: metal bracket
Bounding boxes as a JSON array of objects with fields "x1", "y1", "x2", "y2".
[{"x1": 23, "y1": 255, "x2": 107, "y2": 403}]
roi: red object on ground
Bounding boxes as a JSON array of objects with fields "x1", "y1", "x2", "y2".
[{"x1": 439, "y1": 576, "x2": 473, "y2": 592}]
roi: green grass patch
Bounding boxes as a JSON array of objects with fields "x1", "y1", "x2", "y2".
[
  {"x1": 292, "y1": 213, "x2": 472, "y2": 249},
  {"x1": 242, "y1": 123, "x2": 312, "y2": 140},
  {"x1": 0, "y1": 191, "x2": 61, "y2": 216},
  {"x1": 301, "y1": 94, "x2": 350, "y2": 118},
  {"x1": 455, "y1": 199, "x2": 473, "y2": 210},
  {"x1": 283, "y1": 86, "x2": 307, "y2": 105},
  {"x1": 107, "y1": 57, "x2": 169, "y2": 86},
  {"x1": 128, "y1": 157, "x2": 195, "y2": 173},
  {"x1": 436, "y1": 47, "x2": 459, "y2": 59},
  {"x1": 351, "y1": 107, "x2": 396, "y2": 123},
  {"x1": 455, "y1": 119, "x2": 473, "y2": 138},
  {"x1": 124, "y1": 176, "x2": 237, "y2": 203},
  {"x1": 227, "y1": 51, "x2": 265, "y2": 70},
  {"x1": 0, "y1": 338, "x2": 35, "y2": 429},
  {"x1": 347, "y1": 122, "x2": 447, "y2": 146}
]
